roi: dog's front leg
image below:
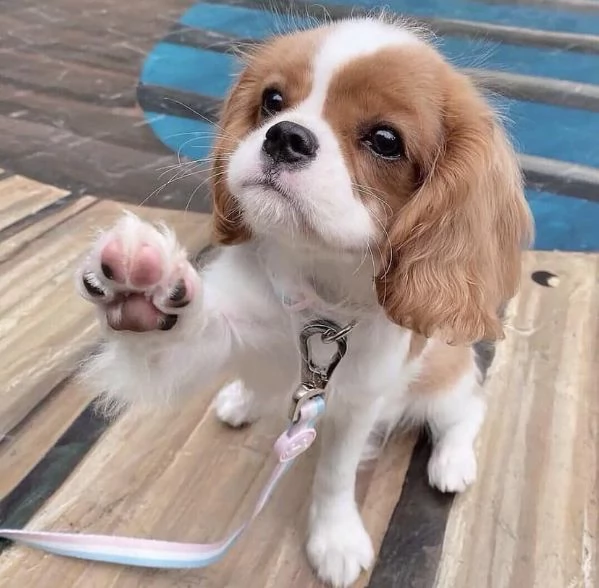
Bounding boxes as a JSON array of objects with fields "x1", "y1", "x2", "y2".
[
  {"x1": 75, "y1": 213, "x2": 237, "y2": 409},
  {"x1": 306, "y1": 397, "x2": 380, "y2": 588}
]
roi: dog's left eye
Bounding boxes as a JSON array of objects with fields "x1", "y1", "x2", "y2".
[
  {"x1": 261, "y1": 88, "x2": 284, "y2": 117},
  {"x1": 362, "y1": 126, "x2": 404, "y2": 160}
]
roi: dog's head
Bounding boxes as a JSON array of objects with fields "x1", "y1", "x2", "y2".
[{"x1": 211, "y1": 17, "x2": 533, "y2": 344}]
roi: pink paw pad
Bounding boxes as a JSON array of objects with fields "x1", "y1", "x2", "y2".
[
  {"x1": 129, "y1": 245, "x2": 163, "y2": 288},
  {"x1": 100, "y1": 241, "x2": 163, "y2": 288},
  {"x1": 79, "y1": 216, "x2": 198, "y2": 333},
  {"x1": 107, "y1": 295, "x2": 164, "y2": 332}
]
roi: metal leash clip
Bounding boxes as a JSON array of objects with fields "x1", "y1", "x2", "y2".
[{"x1": 289, "y1": 319, "x2": 356, "y2": 423}]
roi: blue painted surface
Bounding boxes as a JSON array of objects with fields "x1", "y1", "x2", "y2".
[
  {"x1": 505, "y1": 100, "x2": 599, "y2": 167},
  {"x1": 180, "y1": 4, "x2": 599, "y2": 84},
  {"x1": 138, "y1": 1, "x2": 599, "y2": 252},
  {"x1": 145, "y1": 114, "x2": 215, "y2": 161},
  {"x1": 439, "y1": 37, "x2": 599, "y2": 85},
  {"x1": 142, "y1": 44, "x2": 238, "y2": 97},
  {"x1": 527, "y1": 191, "x2": 599, "y2": 251},
  {"x1": 183, "y1": 0, "x2": 599, "y2": 36},
  {"x1": 344, "y1": 0, "x2": 599, "y2": 35},
  {"x1": 180, "y1": 4, "x2": 314, "y2": 37}
]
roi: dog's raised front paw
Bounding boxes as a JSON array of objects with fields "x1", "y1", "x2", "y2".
[
  {"x1": 76, "y1": 212, "x2": 200, "y2": 332},
  {"x1": 306, "y1": 506, "x2": 374, "y2": 587}
]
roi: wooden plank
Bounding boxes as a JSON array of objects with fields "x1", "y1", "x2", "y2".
[
  {"x1": 0, "y1": 4, "x2": 188, "y2": 76},
  {"x1": 0, "y1": 14, "x2": 151, "y2": 76},
  {"x1": 0, "y1": 114, "x2": 210, "y2": 210},
  {"x1": 0, "y1": 50, "x2": 136, "y2": 107},
  {"x1": 0, "y1": 195, "x2": 97, "y2": 263},
  {"x1": 0, "y1": 378, "x2": 90, "y2": 499},
  {"x1": 368, "y1": 436, "x2": 455, "y2": 588},
  {"x1": 0, "y1": 0, "x2": 217, "y2": 207},
  {"x1": 0, "y1": 381, "x2": 415, "y2": 587},
  {"x1": 4, "y1": 249, "x2": 596, "y2": 587},
  {"x1": 0, "y1": 175, "x2": 69, "y2": 231},
  {"x1": 0, "y1": 85, "x2": 167, "y2": 155},
  {"x1": 0, "y1": 403, "x2": 110, "y2": 533},
  {"x1": 0, "y1": 197, "x2": 212, "y2": 437},
  {"x1": 435, "y1": 252, "x2": 599, "y2": 588},
  {"x1": 0, "y1": 0, "x2": 191, "y2": 51}
]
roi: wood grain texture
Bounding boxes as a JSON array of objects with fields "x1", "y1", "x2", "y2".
[
  {"x1": 0, "y1": 0, "x2": 213, "y2": 208},
  {"x1": 0, "y1": 239, "x2": 596, "y2": 588},
  {"x1": 0, "y1": 195, "x2": 97, "y2": 263},
  {"x1": 0, "y1": 403, "x2": 110, "y2": 533},
  {"x1": 435, "y1": 251, "x2": 599, "y2": 588},
  {"x1": 368, "y1": 436, "x2": 455, "y2": 588},
  {"x1": 0, "y1": 378, "x2": 90, "y2": 500},
  {"x1": 0, "y1": 175, "x2": 69, "y2": 231},
  {"x1": 0, "y1": 114, "x2": 211, "y2": 212},
  {"x1": 0, "y1": 384, "x2": 415, "y2": 588},
  {"x1": 0, "y1": 86, "x2": 166, "y2": 155}
]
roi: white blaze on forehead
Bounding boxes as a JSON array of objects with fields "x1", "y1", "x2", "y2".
[{"x1": 305, "y1": 18, "x2": 422, "y2": 112}]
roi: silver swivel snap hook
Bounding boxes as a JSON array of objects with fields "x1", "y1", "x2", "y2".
[{"x1": 289, "y1": 319, "x2": 356, "y2": 423}]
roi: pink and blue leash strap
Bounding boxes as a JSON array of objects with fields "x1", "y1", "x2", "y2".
[{"x1": 0, "y1": 397, "x2": 324, "y2": 569}]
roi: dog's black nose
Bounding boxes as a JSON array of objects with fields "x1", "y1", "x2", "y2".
[{"x1": 262, "y1": 121, "x2": 318, "y2": 165}]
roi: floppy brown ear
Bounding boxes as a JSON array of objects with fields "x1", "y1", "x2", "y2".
[
  {"x1": 211, "y1": 72, "x2": 255, "y2": 245},
  {"x1": 376, "y1": 73, "x2": 533, "y2": 344}
]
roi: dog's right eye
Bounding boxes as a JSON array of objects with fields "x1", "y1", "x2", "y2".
[{"x1": 261, "y1": 88, "x2": 284, "y2": 117}]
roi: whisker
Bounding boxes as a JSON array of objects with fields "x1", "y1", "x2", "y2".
[{"x1": 163, "y1": 98, "x2": 237, "y2": 142}]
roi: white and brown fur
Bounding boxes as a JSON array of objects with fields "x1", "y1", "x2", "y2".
[{"x1": 76, "y1": 16, "x2": 533, "y2": 588}]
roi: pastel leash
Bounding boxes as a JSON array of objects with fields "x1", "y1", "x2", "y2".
[
  {"x1": 0, "y1": 319, "x2": 354, "y2": 570},
  {"x1": 0, "y1": 398, "x2": 324, "y2": 569}
]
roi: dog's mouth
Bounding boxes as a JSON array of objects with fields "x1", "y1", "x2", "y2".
[{"x1": 243, "y1": 172, "x2": 293, "y2": 200}]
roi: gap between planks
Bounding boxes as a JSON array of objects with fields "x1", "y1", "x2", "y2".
[{"x1": 0, "y1": 175, "x2": 70, "y2": 233}]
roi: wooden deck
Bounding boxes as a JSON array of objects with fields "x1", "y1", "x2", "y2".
[
  {"x1": 1, "y1": 0, "x2": 599, "y2": 584},
  {"x1": 0, "y1": 172, "x2": 597, "y2": 588}
]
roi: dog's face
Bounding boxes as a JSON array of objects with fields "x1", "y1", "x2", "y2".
[{"x1": 212, "y1": 17, "x2": 533, "y2": 344}]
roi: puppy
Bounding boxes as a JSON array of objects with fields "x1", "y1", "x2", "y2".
[{"x1": 77, "y1": 16, "x2": 533, "y2": 588}]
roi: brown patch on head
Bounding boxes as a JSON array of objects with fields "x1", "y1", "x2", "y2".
[
  {"x1": 211, "y1": 29, "x2": 324, "y2": 244},
  {"x1": 323, "y1": 43, "x2": 446, "y2": 214},
  {"x1": 322, "y1": 41, "x2": 532, "y2": 344},
  {"x1": 409, "y1": 340, "x2": 473, "y2": 395}
]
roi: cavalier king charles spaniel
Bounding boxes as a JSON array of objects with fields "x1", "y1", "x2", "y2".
[{"x1": 77, "y1": 16, "x2": 533, "y2": 587}]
